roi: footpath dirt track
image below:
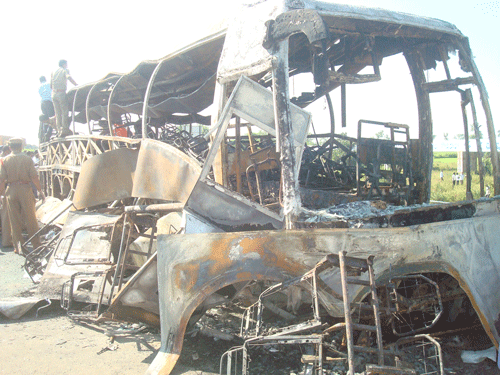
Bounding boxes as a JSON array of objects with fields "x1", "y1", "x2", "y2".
[{"x1": 2, "y1": 243, "x2": 500, "y2": 375}]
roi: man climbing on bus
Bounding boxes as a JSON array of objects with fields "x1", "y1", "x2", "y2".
[{"x1": 51, "y1": 60, "x2": 78, "y2": 137}]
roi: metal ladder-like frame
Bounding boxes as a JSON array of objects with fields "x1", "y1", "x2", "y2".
[{"x1": 221, "y1": 252, "x2": 418, "y2": 375}]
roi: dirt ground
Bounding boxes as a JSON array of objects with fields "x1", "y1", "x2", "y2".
[{"x1": 1, "y1": 242, "x2": 500, "y2": 375}]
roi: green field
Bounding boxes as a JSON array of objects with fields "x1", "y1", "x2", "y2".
[{"x1": 430, "y1": 152, "x2": 492, "y2": 202}]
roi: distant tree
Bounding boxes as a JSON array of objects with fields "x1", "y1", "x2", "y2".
[
  {"x1": 469, "y1": 124, "x2": 483, "y2": 139},
  {"x1": 443, "y1": 133, "x2": 449, "y2": 141},
  {"x1": 375, "y1": 130, "x2": 389, "y2": 139},
  {"x1": 454, "y1": 134, "x2": 465, "y2": 140}
]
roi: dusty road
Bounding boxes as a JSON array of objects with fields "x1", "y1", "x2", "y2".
[
  {"x1": 0, "y1": 245, "x2": 223, "y2": 375},
  {"x1": 0, "y1": 247, "x2": 161, "y2": 375},
  {"x1": 1, "y1": 243, "x2": 500, "y2": 375}
]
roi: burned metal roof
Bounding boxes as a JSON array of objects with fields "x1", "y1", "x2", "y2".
[{"x1": 68, "y1": 0, "x2": 468, "y2": 125}]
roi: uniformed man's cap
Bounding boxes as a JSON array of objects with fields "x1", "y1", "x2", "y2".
[{"x1": 8, "y1": 138, "x2": 23, "y2": 146}]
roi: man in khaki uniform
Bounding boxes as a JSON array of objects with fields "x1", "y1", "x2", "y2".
[
  {"x1": 0, "y1": 145, "x2": 12, "y2": 247},
  {"x1": 51, "y1": 59, "x2": 77, "y2": 137},
  {"x1": 0, "y1": 138, "x2": 45, "y2": 254}
]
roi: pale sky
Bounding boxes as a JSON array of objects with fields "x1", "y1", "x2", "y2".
[{"x1": 1, "y1": 0, "x2": 497, "y2": 145}]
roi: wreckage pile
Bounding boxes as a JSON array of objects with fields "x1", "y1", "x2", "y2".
[{"x1": 8, "y1": 1, "x2": 500, "y2": 374}]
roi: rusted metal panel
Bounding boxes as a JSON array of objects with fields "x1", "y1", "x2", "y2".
[
  {"x1": 73, "y1": 139, "x2": 202, "y2": 209},
  {"x1": 105, "y1": 254, "x2": 160, "y2": 326},
  {"x1": 131, "y1": 139, "x2": 202, "y2": 202},
  {"x1": 185, "y1": 179, "x2": 283, "y2": 231},
  {"x1": 148, "y1": 198, "x2": 500, "y2": 375},
  {"x1": 73, "y1": 147, "x2": 139, "y2": 209}
]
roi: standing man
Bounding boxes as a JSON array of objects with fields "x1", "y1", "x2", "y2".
[
  {"x1": 0, "y1": 145, "x2": 12, "y2": 247},
  {"x1": 39, "y1": 76, "x2": 55, "y2": 142},
  {"x1": 51, "y1": 60, "x2": 77, "y2": 137},
  {"x1": 39, "y1": 76, "x2": 55, "y2": 118},
  {"x1": 0, "y1": 138, "x2": 45, "y2": 254}
]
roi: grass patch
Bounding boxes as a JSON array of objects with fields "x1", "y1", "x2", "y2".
[
  {"x1": 434, "y1": 151, "x2": 457, "y2": 159},
  {"x1": 430, "y1": 169, "x2": 492, "y2": 202}
]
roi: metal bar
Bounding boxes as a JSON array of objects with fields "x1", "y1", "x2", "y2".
[
  {"x1": 440, "y1": 46, "x2": 452, "y2": 81},
  {"x1": 147, "y1": 219, "x2": 157, "y2": 257},
  {"x1": 256, "y1": 301, "x2": 264, "y2": 336},
  {"x1": 326, "y1": 93, "x2": 335, "y2": 159},
  {"x1": 235, "y1": 116, "x2": 242, "y2": 193},
  {"x1": 246, "y1": 125, "x2": 255, "y2": 154},
  {"x1": 422, "y1": 76, "x2": 475, "y2": 93},
  {"x1": 242, "y1": 345, "x2": 248, "y2": 375},
  {"x1": 124, "y1": 203, "x2": 184, "y2": 213},
  {"x1": 142, "y1": 60, "x2": 164, "y2": 139},
  {"x1": 117, "y1": 221, "x2": 133, "y2": 291},
  {"x1": 71, "y1": 88, "x2": 78, "y2": 135},
  {"x1": 96, "y1": 268, "x2": 113, "y2": 316},
  {"x1": 272, "y1": 40, "x2": 300, "y2": 230},
  {"x1": 404, "y1": 48, "x2": 433, "y2": 204},
  {"x1": 108, "y1": 214, "x2": 129, "y2": 304},
  {"x1": 227, "y1": 350, "x2": 232, "y2": 375},
  {"x1": 312, "y1": 267, "x2": 320, "y2": 321},
  {"x1": 457, "y1": 39, "x2": 500, "y2": 196},
  {"x1": 468, "y1": 89, "x2": 485, "y2": 197},
  {"x1": 460, "y1": 91, "x2": 473, "y2": 199},
  {"x1": 367, "y1": 256, "x2": 384, "y2": 366},
  {"x1": 339, "y1": 251, "x2": 355, "y2": 375},
  {"x1": 107, "y1": 75, "x2": 126, "y2": 149},
  {"x1": 318, "y1": 337, "x2": 324, "y2": 375},
  {"x1": 341, "y1": 83, "x2": 346, "y2": 128}
]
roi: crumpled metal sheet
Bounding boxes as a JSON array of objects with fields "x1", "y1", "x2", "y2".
[
  {"x1": 131, "y1": 139, "x2": 202, "y2": 203},
  {"x1": 36, "y1": 197, "x2": 73, "y2": 226},
  {"x1": 73, "y1": 147, "x2": 139, "y2": 210},
  {"x1": 73, "y1": 139, "x2": 202, "y2": 209},
  {"x1": 186, "y1": 180, "x2": 283, "y2": 231},
  {"x1": 217, "y1": 0, "x2": 284, "y2": 83}
]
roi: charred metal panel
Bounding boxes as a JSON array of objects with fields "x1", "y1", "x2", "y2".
[
  {"x1": 145, "y1": 74, "x2": 217, "y2": 117},
  {"x1": 106, "y1": 254, "x2": 160, "y2": 326},
  {"x1": 148, "y1": 198, "x2": 500, "y2": 375},
  {"x1": 217, "y1": 0, "x2": 285, "y2": 83},
  {"x1": 206, "y1": 76, "x2": 311, "y2": 168},
  {"x1": 73, "y1": 148, "x2": 138, "y2": 209},
  {"x1": 263, "y1": 9, "x2": 329, "y2": 48},
  {"x1": 73, "y1": 139, "x2": 202, "y2": 209},
  {"x1": 37, "y1": 212, "x2": 122, "y2": 300},
  {"x1": 131, "y1": 139, "x2": 202, "y2": 202},
  {"x1": 185, "y1": 179, "x2": 283, "y2": 231},
  {"x1": 217, "y1": 0, "x2": 463, "y2": 84}
]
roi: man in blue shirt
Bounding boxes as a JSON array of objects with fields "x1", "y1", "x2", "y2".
[
  {"x1": 39, "y1": 76, "x2": 54, "y2": 117},
  {"x1": 39, "y1": 76, "x2": 55, "y2": 142}
]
